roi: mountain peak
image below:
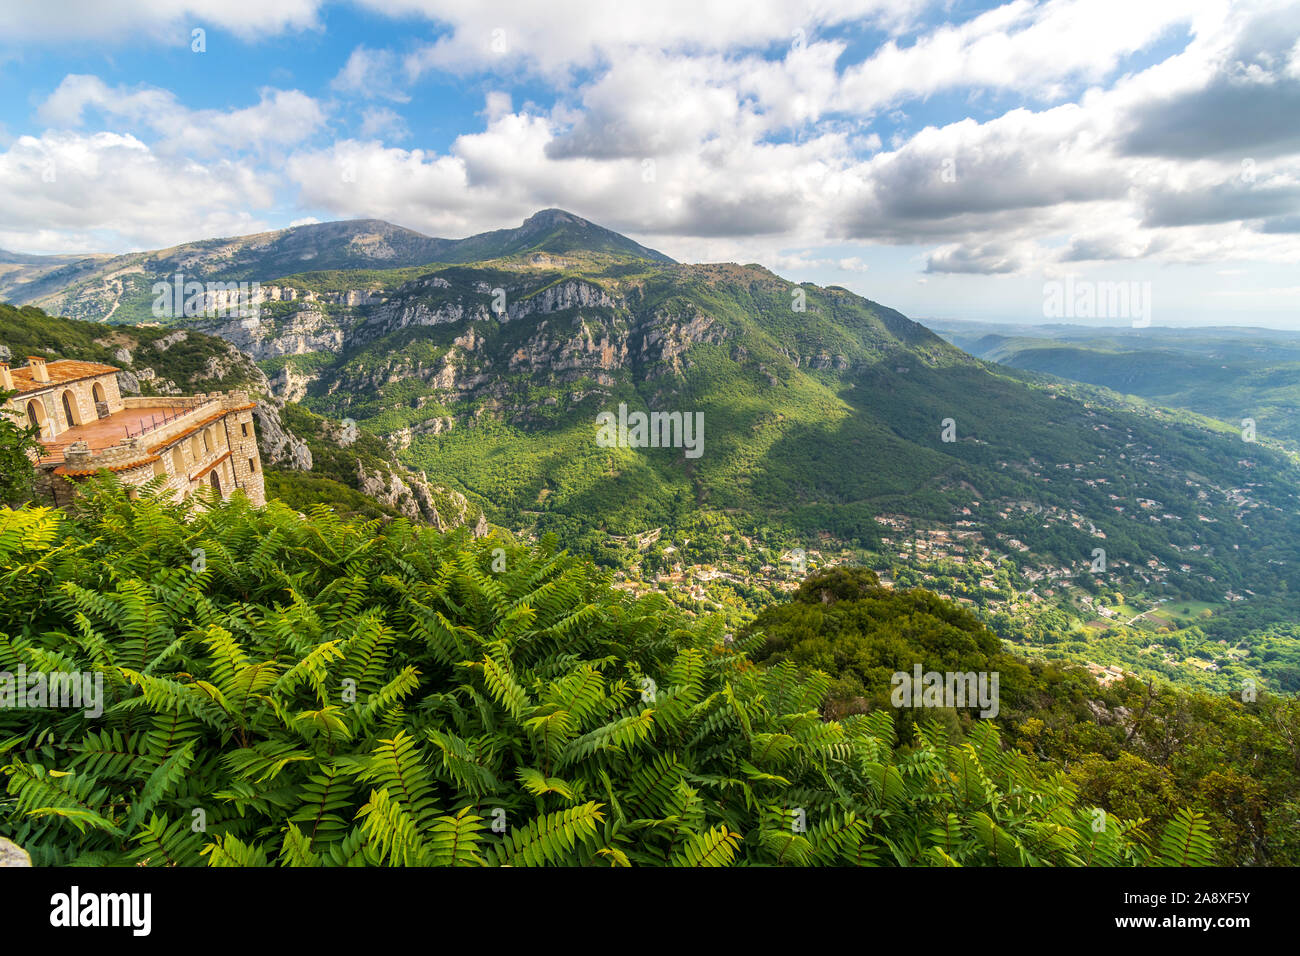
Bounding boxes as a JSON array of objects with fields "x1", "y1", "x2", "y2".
[
  {"x1": 521, "y1": 208, "x2": 585, "y2": 227},
  {"x1": 0, "y1": 209, "x2": 675, "y2": 316},
  {"x1": 452, "y1": 209, "x2": 675, "y2": 264}
]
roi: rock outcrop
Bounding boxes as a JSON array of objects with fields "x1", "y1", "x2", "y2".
[
  {"x1": 356, "y1": 462, "x2": 486, "y2": 535},
  {"x1": 253, "y1": 402, "x2": 313, "y2": 470},
  {"x1": 0, "y1": 837, "x2": 31, "y2": 867}
]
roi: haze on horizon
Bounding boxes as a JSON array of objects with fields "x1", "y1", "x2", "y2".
[{"x1": 0, "y1": 0, "x2": 1297, "y2": 328}]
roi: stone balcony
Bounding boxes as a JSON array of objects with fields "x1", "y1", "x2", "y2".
[
  {"x1": 35, "y1": 396, "x2": 215, "y2": 467},
  {"x1": 37, "y1": 392, "x2": 252, "y2": 474}
]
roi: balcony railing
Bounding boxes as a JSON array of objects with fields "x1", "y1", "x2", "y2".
[{"x1": 123, "y1": 406, "x2": 192, "y2": 439}]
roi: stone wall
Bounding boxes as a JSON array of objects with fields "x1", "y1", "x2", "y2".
[
  {"x1": 46, "y1": 390, "x2": 266, "y2": 509},
  {"x1": 220, "y1": 392, "x2": 266, "y2": 507}
]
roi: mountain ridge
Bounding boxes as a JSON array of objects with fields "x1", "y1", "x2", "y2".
[
  {"x1": 0, "y1": 210, "x2": 674, "y2": 322},
  {"x1": 5, "y1": 212, "x2": 1300, "y2": 700}
]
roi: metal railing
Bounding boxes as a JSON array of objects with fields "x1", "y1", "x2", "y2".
[{"x1": 123, "y1": 405, "x2": 195, "y2": 439}]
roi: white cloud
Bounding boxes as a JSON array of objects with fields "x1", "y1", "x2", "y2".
[
  {"x1": 332, "y1": 47, "x2": 414, "y2": 103},
  {"x1": 836, "y1": 0, "x2": 1204, "y2": 114},
  {"x1": 0, "y1": 131, "x2": 274, "y2": 252},
  {"x1": 359, "y1": 107, "x2": 411, "y2": 142},
  {"x1": 0, "y1": 0, "x2": 322, "y2": 42},
  {"x1": 37, "y1": 76, "x2": 327, "y2": 156},
  {"x1": 386, "y1": 0, "x2": 925, "y2": 77}
]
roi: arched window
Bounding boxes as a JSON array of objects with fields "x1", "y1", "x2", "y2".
[
  {"x1": 209, "y1": 471, "x2": 222, "y2": 495},
  {"x1": 92, "y1": 382, "x2": 108, "y2": 418},
  {"x1": 172, "y1": 448, "x2": 185, "y2": 480},
  {"x1": 25, "y1": 399, "x2": 49, "y2": 438},
  {"x1": 203, "y1": 428, "x2": 213, "y2": 454},
  {"x1": 61, "y1": 390, "x2": 79, "y2": 427}
]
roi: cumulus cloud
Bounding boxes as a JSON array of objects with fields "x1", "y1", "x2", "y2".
[
  {"x1": 925, "y1": 240, "x2": 1033, "y2": 274},
  {"x1": 359, "y1": 107, "x2": 411, "y2": 141},
  {"x1": 0, "y1": 131, "x2": 273, "y2": 252},
  {"x1": 332, "y1": 47, "x2": 414, "y2": 103},
  {"x1": 1141, "y1": 180, "x2": 1300, "y2": 227},
  {"x1": 386, "y1": 0, "x2": 925, "y2": 77},
  {"x1": 37, "y1": 76, "x2": 327, "y2": 156},
  {"x1": 1117, "y1": 2, "x2": 1300, "y2": 159},
  {"x1": 835, "y1": 0, "x2": 1201, "y2": 114},
  {"x1": 1060, "y1": 231, "x2": 1154, "y2": 261}
]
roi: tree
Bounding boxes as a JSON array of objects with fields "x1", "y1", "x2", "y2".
[{"x1": 0, "y1": 388, "x2": 42, "y2": 507}]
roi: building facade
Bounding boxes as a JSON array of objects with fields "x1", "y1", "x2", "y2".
[{"x1": 2, "y1": 357, "x2": 265, "y2": 507}]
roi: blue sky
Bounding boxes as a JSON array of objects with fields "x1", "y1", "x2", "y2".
[{"x1": 1, "y1": 0, "x2": 1298, "y2": 327}]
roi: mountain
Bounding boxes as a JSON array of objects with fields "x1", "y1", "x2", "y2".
[
  {"x1": 419, "y1": 208, "x2": 674, "y2": 264},
  {"x1": 0, "y1": 210, "x2": 672, "y2": 324},
  {"x1": 8, "y1": 213, "x2": 1300, "y2": 696},
  {"x1": 932, "y1": 320, "x2": 1300, "y2": 449},
  {"x1": 198, "y1": 233, "x2": 1299, "y2": 598}
]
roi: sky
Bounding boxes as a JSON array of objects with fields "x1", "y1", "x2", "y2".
[{"x1": 0, "y1": 0, "x2": 1298, "y2": 328}]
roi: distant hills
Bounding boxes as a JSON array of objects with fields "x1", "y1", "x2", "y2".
[
  {"x1": 933, "y1": 320, "x2": 1300, "y2": 448},
  {"x1": 0, "y1": 209, "x2": 672, "y2": 324}
]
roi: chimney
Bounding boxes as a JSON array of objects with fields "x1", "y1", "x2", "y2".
[
  {"x1": 0, "y1": 364, "x2": 12, "y2": 390},
  {"x1": 27, "y1": 357, "x2": 49, "y2": 383}
]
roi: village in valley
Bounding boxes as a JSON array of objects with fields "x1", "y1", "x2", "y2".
[{"x1": 599, "y1": 470, "x2": 1265, "y2": 696}]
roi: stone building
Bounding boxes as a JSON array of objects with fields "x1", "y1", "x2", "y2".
[{"x1": 1, "y1": 356, "x2": 265, "y2": 507}]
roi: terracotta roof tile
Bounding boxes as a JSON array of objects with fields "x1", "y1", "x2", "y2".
[
  {"x1": 7, "y1": 360, "x2": 119, "y2": 396},
  {"x1": 53, "y1": 454, "x2": 162, "y2": 477},
  {"x1": 191, "y1": 450, "x2": 232, "y2": 481}
]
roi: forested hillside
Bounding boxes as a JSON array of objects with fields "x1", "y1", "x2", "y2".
[
  {"x1": 747, "y1": 567, "x2": 1300, "y2": 866},
  {"x1": 934, "y1": 321, "x2": 1300, "y2": 449}
]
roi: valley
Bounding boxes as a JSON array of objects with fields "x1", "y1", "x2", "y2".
[
  {"x1": 6, "y1": 211, "x2": 1298, "y2": 702},
  {"x1": 933, "y1": 319, "x2": 1300, "y2": 450}
]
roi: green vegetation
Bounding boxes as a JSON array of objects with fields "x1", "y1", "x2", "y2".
[
  {"x1": 0, "y1": 487, "x2": 1226, "y2": 866},
  {"x1": 0, "y1": 302, "x2": 261, "y2": 394},
  {"x1": 266, "y1": 402, "x2": 484, "y2": 530},
  {"x1": 263, "y1": 470, "x2": 398, "y2": 522},
  {"x1": 0, "y1": 387, "x2": 42, "y2": 507},
  {"x1": 937, "y1": 321, "x2": 1300, "y2": 450},
  {"x1": 747, "y1": 568, "x2": 1300, "y2": 866},
  {"x1": 256, "y1": 351, "x2": 336, "y2": 378},
  {"x1": 278, "y1": 403, "x2": 406, "y2": 488}
]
